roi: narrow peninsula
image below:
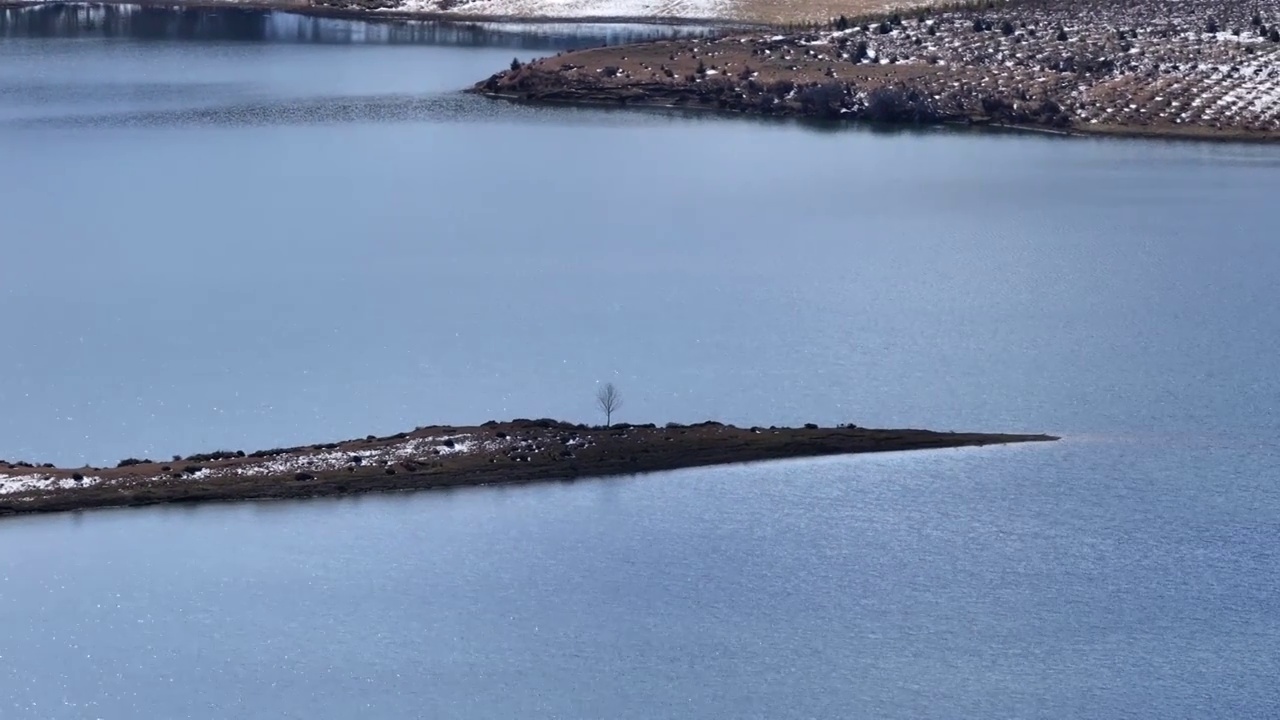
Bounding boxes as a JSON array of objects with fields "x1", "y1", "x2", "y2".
[{"x1": 0, "y1": 421, "x2": 1056, "y2": 516}]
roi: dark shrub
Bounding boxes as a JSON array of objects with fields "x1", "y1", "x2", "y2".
[
  {"x1": 1206, "y1": 17, "x2": 1219, "y2": 33},
  {"x1": 1000, "y1": 19, "x2": 1014, "y2": 35},
  {"x1": 1271, "y1": 28, "x2": 1279, "y2": 41},
  {"x1": 441, "y1": 439, "x2": 456, "y2": 449},
  {"x1": 972, "y1": 17, "x2": 985, "y2": 32},
  {"x1": 295, "y1": 472, "x2": 315, "y2": 481},
  {"x1": 385, "y1": 467, "x2": 396, "y2": 475},
  {"x1": 1056, "y1": 27, "x2": 1068, "y2": 41},
  {"x1": 185, "y1": 450, "x2": 242, "y2": 463},
  {"x1": 510, "y1": 57, "x2": 522, "y2": 71},
  {"x1": 796, "y1": 81, "x2": 846, "y2": 117},
  {"x1": 117, "y1": 458, "x2": 150, "y2": 468},
  {"x1": 877, "y1": 20, "x2": 891, "y2": 34},
  {"x1": 864, "y1": 85, "x2": 940, "y2": 122},
  {"x1": 804, "y1": 423, "x2": 819, "y2": 429},
  {"x1": 72, "y1": 473, "x2": 84, "y2": 481},
  {"x1": 183, "y1": 465, "x2": 203, "y2": 475},
  {"x1": 982, "y1": 94, "x2": 1013, "y2": 114}
]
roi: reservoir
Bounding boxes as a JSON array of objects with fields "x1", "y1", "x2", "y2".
[{"x1": 1, "y1": 5, "x2": 1277, "y2": 718}]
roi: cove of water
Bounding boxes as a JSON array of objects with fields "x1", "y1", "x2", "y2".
[{"x1": 1, "y1": 6, "x2": 1278, "y2": 718}]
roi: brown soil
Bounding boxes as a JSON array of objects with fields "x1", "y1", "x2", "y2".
[{"x1": 0, "y1": 420, "x2": 1055, "y2": 517}]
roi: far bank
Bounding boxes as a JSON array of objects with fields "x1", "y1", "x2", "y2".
[{"x1": 473, "y1": 0, "x2": 1280, "y2": 142}]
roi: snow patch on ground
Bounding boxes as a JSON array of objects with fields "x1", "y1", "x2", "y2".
[
  {"x1": 0, "y1": 473, "x2": 101, "y2": 496},
  {"x1": 213, "y1": 434, "x2": 503, "y2": 478},
  {"x1": 0, "y1": 433, "x2": 512, "y2": 497},
  {"x1": 391, "y1": 0, "x2": 734, "y2": 19}
]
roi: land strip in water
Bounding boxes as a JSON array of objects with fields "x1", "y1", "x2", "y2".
[
  {"x1": 475, "y1": 0, "x2": 1280, "y2": 141},
  {"x1": 0, "y1": 421, "x2": 1054, "y2": 516}
]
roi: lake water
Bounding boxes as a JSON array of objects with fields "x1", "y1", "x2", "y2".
[{"x1": 1, "y1": 5, "x2": 1278, "y2": 718}]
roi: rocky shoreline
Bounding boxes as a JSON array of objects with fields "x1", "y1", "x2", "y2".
[
  {"x1": 474, "y1": 0, "x2": 1280, "y2": 141},
  {"x1": 0, "y1": 420, "x2": 1055, "y2": 517}
]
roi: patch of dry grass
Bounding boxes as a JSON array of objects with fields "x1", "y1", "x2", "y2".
[{"x1": 734, "y1": 0, "x2": 937, "y2": 25}]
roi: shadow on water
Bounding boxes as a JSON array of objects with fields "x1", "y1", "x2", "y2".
[
  {"x1": 2, "y1": 87, "x2": 1011, "y2": 141},
  {"x1": 0, "y1": 88, "x2": 960, "y2": 137},
  {"x1": 0, "y1": 3, "x2": 716, "y2": 48}
]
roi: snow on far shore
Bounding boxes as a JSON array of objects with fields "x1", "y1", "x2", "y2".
[{"x1": 391, "y1": 0, "x2": 735, "y2": 19}]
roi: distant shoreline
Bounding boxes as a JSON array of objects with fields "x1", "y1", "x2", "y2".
[
  {"x1": 474, "y1": 88, "x2": 1280, "y2": 145},
  {"x1": 470, "y1": 0, "x2": 1280, "y2": 144},
  {"x1": 0, "y1": 420, "x2": 1056, "y2": 517},
  {"x1": 0, "y1": 0, "x2": 753, "y2": 29},
  {"x1": 9, "y1": 1, "x2": 1273, "y2": 141}
]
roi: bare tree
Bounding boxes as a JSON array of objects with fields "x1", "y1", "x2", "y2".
[{"x1": 595, "y1": 383, "x2": 622, "y2": 426}]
